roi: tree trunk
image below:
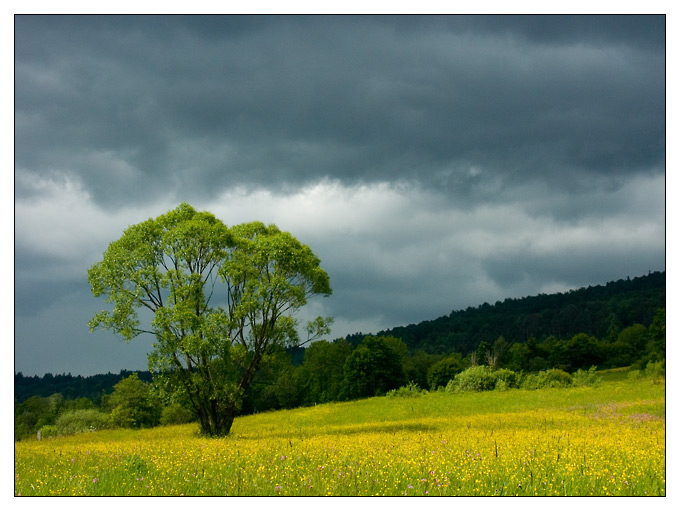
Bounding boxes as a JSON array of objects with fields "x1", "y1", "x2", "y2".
[{"x1": 198, "y1": 401, "x2": 236, "y2": 437}]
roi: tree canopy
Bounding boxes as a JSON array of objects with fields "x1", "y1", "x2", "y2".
[{"x1": 88, "y1": 203, "x2": 331, "y2": 436}]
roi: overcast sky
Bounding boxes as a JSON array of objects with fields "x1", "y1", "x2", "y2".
[{"x1": 14, "y1": 15, "x2": 666, "y2": 377}]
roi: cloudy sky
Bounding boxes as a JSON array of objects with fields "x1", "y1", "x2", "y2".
[{"x1": 14, "y1": 15, "x2": 665, "y2": 377}]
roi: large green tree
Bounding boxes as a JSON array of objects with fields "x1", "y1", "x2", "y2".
[{"x1": 88, "y1": 203, "x2": 332, "y2": 436}]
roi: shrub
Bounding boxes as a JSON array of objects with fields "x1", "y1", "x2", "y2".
[
  {"x1": 495, "y1": 379, "x2": 509, "y2": 392},
  {"x1": 39, "y1": 425, "x2": 58, "y2": 438},
  {"x1": 55, "y1": 409, "x2": 110, "y2": 436},
  {"x1": 571, "y1": 366, "x2": 602, "y2": 387},
  {"x1": 521, "y1": 369, "x2": 572, "y2": 390},
  {"x1": 160, "y1": 403, "x2": 195, "y2": 425},
  {"x1": 645, "y1": 359, "x2": 665, "y2": 383},
  {"x1": 386, "y1": 382, "x2": 427, "y2": 398},
  {"x1": 492, "y1": 368, "x2": 519, "y2": 389},
  {"x1": 446, "y1": 365, "x2": 496, "y2": 393},
  {"x1": 627, "y1": 369, "x2": 641, "y2": 381}
]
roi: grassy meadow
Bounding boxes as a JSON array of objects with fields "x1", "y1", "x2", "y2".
[{"x1": 14, "y1": 377, "x2": 665, "y2": 496}]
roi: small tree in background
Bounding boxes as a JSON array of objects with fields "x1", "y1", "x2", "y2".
[
  {"x1": 300, "y1": 339, "x2": 353, "y2": 404},
  {"x1": 109, "y1": 373, "x2": 161, "y2": 429},
  {"x1": 426, "y1": 353, "x2": 465, "y2": 389},
  {"x1": 342, "y1": 336, "x2": 406, "y2": 399}
]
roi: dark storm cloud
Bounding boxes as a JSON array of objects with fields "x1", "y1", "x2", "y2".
[
  {"x1": 14, "y1": 15, "x2": 666, "y2": 376},
  {"x1": 15, "y1": 15, "x2": 664, "y2": 207},
  {"x1": 445, "y1": 14, "x2": 665, "y2": 48}
]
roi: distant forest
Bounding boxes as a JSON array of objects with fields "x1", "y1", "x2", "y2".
[
  {"x1": 347, "y1": 271, "x2": 665, "y2": 354},
  {"x1": 15, "y1": 271, "x2": 664, "y2": 406},
  {"x1": 14, "y1": 370, "x2": 154, "y2": 405}
]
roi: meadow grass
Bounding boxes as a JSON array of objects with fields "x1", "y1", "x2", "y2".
[{"x1": 14, "y1": 378, "x2": 665, "y2": 496}]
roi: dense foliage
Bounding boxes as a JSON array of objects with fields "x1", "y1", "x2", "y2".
[{"x1": 87, "y1": 203, "x2": 331, "y2": 436}]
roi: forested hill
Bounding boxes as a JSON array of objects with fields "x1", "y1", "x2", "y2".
[{"x1": 347, "y1": 271, "x2": 665, "y2": 355}]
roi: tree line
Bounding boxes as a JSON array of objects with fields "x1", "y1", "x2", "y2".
[
  {"x1": 15, "y1": 305, "x2": 664, "y2": 440},
  {"x1": 16, "y1": 272, "x2": 663, "y2": 406},
  {"x1": 14, "y1": 370, "x2": 153, "y2": 404}
]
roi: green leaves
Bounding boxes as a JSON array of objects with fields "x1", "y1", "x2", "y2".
[{"x1": 87, "y1": 203, "x2": 332, "y2": 436}]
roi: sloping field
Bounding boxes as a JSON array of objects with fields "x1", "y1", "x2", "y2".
[{"x1": 14, "y1": 379, "x2": 665, "y2": 496}]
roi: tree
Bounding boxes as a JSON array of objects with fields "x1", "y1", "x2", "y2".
[
  {"x1": 342, "y1": 336, "x2": 406, "y2": 399},
  {"x1": 475, "y1": 340, "x2": 491, "y2": 367},
  {"x1": 566, "y1": 333, "x2": 603, "y2": 371},
  {"x1": 404, "y1": 350, "x2": 443, "y2": 390},
  {"x1": 616, "y1": 324, "x2": 649, "y2": 353},
  {"x1": 487, "y1": 336, "x2": 510, "y2": 369},
  {"x1": 88, "y1": 203, "x2": 332, "y2": 436},
  {"x1": 507, "y1": 342, "x2": 530, "y2": 372},
  {"x1": 426, "y1": 353, "x2": 465, "y2": 389},
  {"x1": 109, "y1": 373, "x2": 161, "y2": 429},
  {"x1": 300, "y1": 339, "x2": 352, "y2": 404},
  {"x1": 602, "y1": 323, "x2": 648, "y2": 368},
  {"x1": 647, "y1": 308, "x2": 665, "y2": 360}
]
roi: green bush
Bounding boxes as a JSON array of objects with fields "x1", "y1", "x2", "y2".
[
  {"x1": 55, "y1": 409, "x2": 110, "y2": 436},
  {"x1": 645, "y1": 359, "x2": 665, "y2": 383},
  {"x1": 571, "y1": 366, "x2": 602, "y2": 387},
  {"x1": 521, "y1": 369, "x2": 573, "y2": 390},
  {"x1": 39, "y1": 425, "x2": 58, "y2": 438},
  {"x1": 493, "y1": 368, "x2": 520, "y2": 389},
  {"x1": 494, "y1": 379, "x2": 510, "y2": 392},
  {"x1": 446, "y1": 365, "x2": 496, "y2": 393},
  {"x1": 386, "y1": 382, "x2": 427, "y2": 398},
  {"x1": 160, "y1": 403, "x2": 195, "y2": 425},
  {"x1": 627, "y1": 369, "x2": 641, "y2": 381}
]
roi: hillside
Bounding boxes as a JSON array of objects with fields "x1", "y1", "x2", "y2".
[{"x1": 347, "y1": 271, "x2": 665, "y2": 354}]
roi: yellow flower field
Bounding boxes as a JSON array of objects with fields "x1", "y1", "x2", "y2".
[{"x1": 14, "y1": 380, "x2": 665, "y2": 496}]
